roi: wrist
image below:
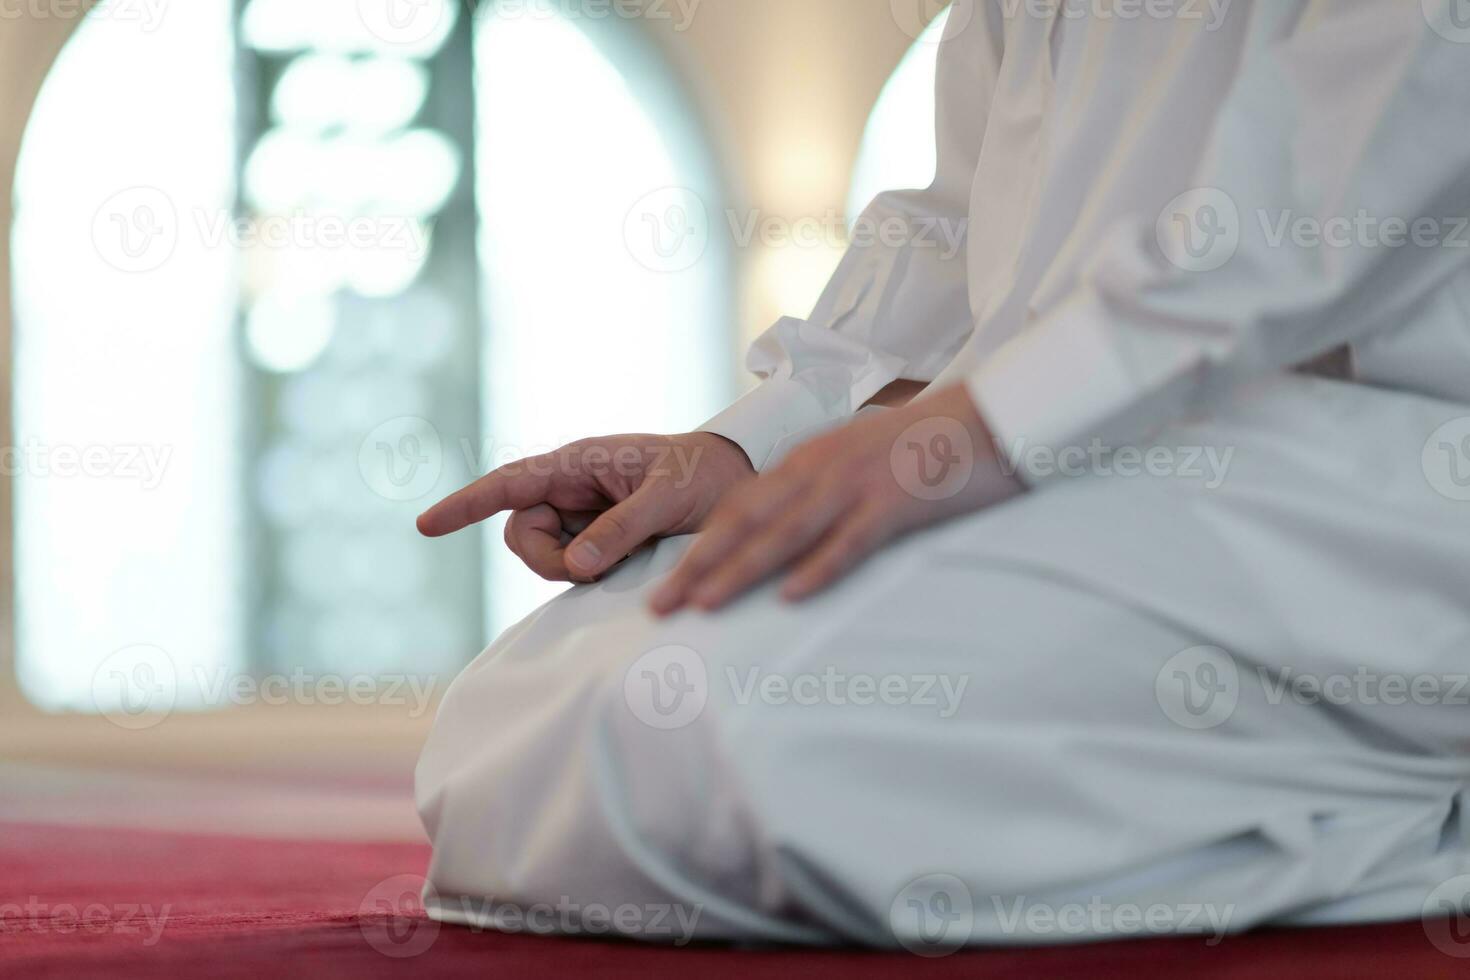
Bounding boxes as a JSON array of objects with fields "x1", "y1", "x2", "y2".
[
  {"x1": 686, "y1": 431, "x2": 755, "y2": 478},
  {"x1": 908, "y1": 383, "x2": 1025, "y2": 509}
]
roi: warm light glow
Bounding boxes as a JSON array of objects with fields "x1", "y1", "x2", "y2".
[{"x1": 751, "y1": 243, "x2": 846, "y2": 338}]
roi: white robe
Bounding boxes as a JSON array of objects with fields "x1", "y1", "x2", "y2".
[{"x1": 416, "y1": 0, "x2": 1470, "y2": 948}]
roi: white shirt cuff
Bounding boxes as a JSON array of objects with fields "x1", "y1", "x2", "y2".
[
  {"x1": 965, "y1": 292, "x2": 1176, "y2": 485},
  {"x1": 699, "y1": 377, "x2": 843, "y2": 472}
]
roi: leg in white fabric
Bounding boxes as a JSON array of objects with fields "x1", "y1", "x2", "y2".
[{"x1": 416, "y1": 376, "x2": 1470, "y2": 947}]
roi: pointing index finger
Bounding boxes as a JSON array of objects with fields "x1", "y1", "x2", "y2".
[{"x1": 416, "y1": 454, "x2": 556, "y2": 537}]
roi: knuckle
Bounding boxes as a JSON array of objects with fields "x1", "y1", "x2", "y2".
[
  {"x1": 683, "y1": 546, "x2": 719, "y2": 576},
  {"x1": 708, "y1": 503, "x2": 749, "y2": 535},
  {"x1": 729, "y1": 554, "x2": 764, "y2": 583},
  {"x1": 827, "y1": 535, "x2": 862, "y2": 567},
  {"x1": 598, "y1": 510, "x2": 631, "y2": 540},
  {"x1": 750, "y1": 536, "x2": 787, "y2": 568}
]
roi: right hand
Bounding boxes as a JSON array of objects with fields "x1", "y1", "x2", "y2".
[{"x1": 416, "y1": 432, "x2": 755, "y2": 582}]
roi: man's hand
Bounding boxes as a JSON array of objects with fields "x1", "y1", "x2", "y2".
[
  {"x1": 650, "y1": 384, "x2": 1024, "y2": 615},
  {"x1": 418, "y1": 432, "x2": 755, "y2": 582}
]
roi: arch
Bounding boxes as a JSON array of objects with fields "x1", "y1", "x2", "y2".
[
  {"x1": 8, "y1": 0, "x2": 738, "y2": 705},
  {"x1": 846, "y1": 4, "x2": 953, "y2": 227},
  {"x1": 11, "y1": 3, "x2": 244, "y2": 710},
  {"x1": 473, "y1": 0, "x2": 734, "y2": 633}
]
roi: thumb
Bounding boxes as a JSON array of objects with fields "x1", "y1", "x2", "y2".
[{"x1": 565, "y1": 487, "x2": 667, "y2": 579}]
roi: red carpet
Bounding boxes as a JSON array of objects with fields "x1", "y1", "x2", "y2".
[{"x1": 1, "y1": 821, "x2": 1461, "y2": 978}]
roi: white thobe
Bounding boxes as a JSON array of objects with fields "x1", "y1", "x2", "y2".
[{"x1": 417, "y1": 0, "x2": 1470, "y2": 949}]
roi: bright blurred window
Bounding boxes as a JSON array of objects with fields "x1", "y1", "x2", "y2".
[
  {"x1": 474, "y1": 5, "x2": 731, "y2": 633},
  {"x1": 12, "y1": 0, "x2": 731, "y2": 709},
  {"x1": 11, "y1": 1, "x2": 243, "y2": 711},
  {"x1": 846, "y1": 5, "x2": 952, "y2": 226}
]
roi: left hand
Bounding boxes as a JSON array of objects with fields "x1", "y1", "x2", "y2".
[{"x1": 649, "y1": 383, "x2": 1024, "y2": 615}]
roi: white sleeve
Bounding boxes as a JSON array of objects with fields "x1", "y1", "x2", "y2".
[
  {"x1": 702, "y1": 0, "x2": 1004, "y2": 470},
  {"x1": 967, "y1": 2, "x2": 1470, "y2": 481}
]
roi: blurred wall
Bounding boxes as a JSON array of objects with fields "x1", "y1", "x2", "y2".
[{"x1": 0, "y1": 1, "x2": 920, "y2": 707}]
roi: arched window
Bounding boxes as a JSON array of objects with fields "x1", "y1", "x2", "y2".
[
  {"x1": 846, "y1": 4, "x2": 952, "y2": 226},
  {"x1": 11, "y1": 0, "x2": 731, "y2": 710},
  {"x1": 474, "y1": 2, "x2": 732, "y2": 633},
  {"x1": 12, "y1": 2, "x2": 243, "y2": 711}
]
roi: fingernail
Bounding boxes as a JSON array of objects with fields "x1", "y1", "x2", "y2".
[{"x1": 569, "y1": 540, "x2": 602, "y2": 572}]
